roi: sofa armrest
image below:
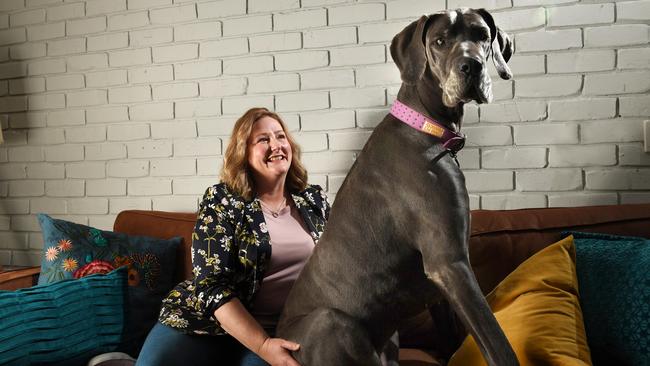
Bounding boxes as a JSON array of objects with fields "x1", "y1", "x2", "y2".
[{"x1": 0, "y1": 267, "x2": 40, "y2": 291}]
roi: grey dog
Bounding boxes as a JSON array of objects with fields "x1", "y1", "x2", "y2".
[{"x1": 276, "y1": 8, "x2": 518, "y2": 366}]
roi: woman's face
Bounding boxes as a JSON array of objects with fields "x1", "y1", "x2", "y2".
[{"x1": 246, "y1": 116, "x2": 293, "y2": 187}]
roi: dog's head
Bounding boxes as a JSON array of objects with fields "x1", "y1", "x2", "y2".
[{"x1": 391, "y1": 8, "x2": 514, "y2": 108}]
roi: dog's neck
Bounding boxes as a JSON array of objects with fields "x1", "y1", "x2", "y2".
[{"x1": 396, "y1": 75, "x2": 464, "y2": 132}]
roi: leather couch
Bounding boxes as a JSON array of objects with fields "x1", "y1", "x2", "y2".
[{"x1": 2, "y1": 203, "x2": 650, "y2": 365}]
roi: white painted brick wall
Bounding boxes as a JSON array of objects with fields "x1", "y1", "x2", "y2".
[
  {"x1": 130, "y1": 102, "x2": 174, "y2": 121},
  {"x1": 515, "y1": 75, "x2": 582, "y2": 98},
  {"x1": 11, "y1": 43, "x2": 46, "y2": 60},
  {"x1": 109, "y1": 48, "x2": 152, "y2": 68},
  {"x1": 86, "y1": 70, "x2": 127, "y2": 88},
  {"x1": 548, "y1": 193, "x2": 618, "y2": 208},
  {"x1": 176, "y1": 99, "x2": 221, "y2": 118},
  {"x1": 482, "y1": 147, "x2": 547, "y2": 169},
  {"x1": 223, "y1": 15, "x2": 271, "y2": 36},
  {"x1": 275, "y1": 50, "x2": 328, "y2": 71},
  {"x1": 620, "y1": 95, "x2": 650, "y2": 117},
  {"x1": 518, "y1": 169, "x2": 583, "y2": 191},
  {"x1": 584, "y1": 25, "x2": 648, "y2": 47},
  {"x1": 223, "y1": 55, "x2": 272, "y2": 75},
  {"x1": 67, "y1": 54, "x2": 108, "y2": 72},
  {"x1": 549, "y1": 145, "x2": 617, "y2": 167},
  {"x1": 87, "y1": 32, "x2": 128, "y2": 51},
  {"x1": 548, "y1": 50, "x2": 615, "y2": 74},
  {"x1": 250, "y1": 33, "x2": 302, "y2": 53},
  {"x1": 584, "y1": 71, "x2": 650, "y2": 95},
  {"x1": 516, "y1": 29, "x2": 582, "y2": 52},
  {"x1": 274, "y1": 9, "x2": 326, "y2": 31},
  {"x1": 481, "y1": 194, "x2": 547, "y2": 210},
  {"x1": 1, "y1": 1, "x2": 649, "y2": 266},
  {"x1": 359, "y1": 21, "x2": 409, "y2": 43},
  {"x1": 618, "y1": 48, "x2": 650, "y2": 70},
  {"x1": 514, "y1": 123, "x2": 579, "y2": 145},
  {"x1": 619, "y1": 144, "x2": 650, "y2": 166},
  {"x1": 85, "y1": 143, "x2": 126, "y2": 160},
  {"x1": 130, "y1": 27, "x2": 173, "y2": 47},
  {"x1": 107, "y1": 160, "x2": 149, "y2": 177},
  {"x1": 581, "y1": 119, "x2": 643, "y2": 144},
  {"x1": 304, "y1": 27, "x2": 356, "y2": 48},
  {"x1": 547, "y1": 4, "x2": 614, "y2": 27}
]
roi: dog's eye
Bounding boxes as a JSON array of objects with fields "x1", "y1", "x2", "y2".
[{"x1": 435, "y1": 38, "x2": 445, "y2": 47}]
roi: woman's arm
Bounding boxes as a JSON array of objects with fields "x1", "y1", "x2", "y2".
[
  {"x1": 215, "y1": 298, "x2": 301, "y2": 366},
  {"x1": 190, "y1": 186, "x2": 240, "y2": 319}
]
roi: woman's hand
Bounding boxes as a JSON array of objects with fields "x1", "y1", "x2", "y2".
[{"x1": 258, "y1": 337, "x2": 301, "y2": 366}]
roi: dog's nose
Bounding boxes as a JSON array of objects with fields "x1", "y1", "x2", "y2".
[{"x1": 459, "y1": 58, "x2": 483, "y2": 76}]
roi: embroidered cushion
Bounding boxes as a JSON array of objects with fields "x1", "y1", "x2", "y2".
[
  {"x1": 0, "y1": 267, "x2": 127, "y2": 366},
  {"x1": 448, "y1": 236, "x2": 592, "y2": 366},
  {"x1": 569, "y1": 231, "x2": 650, "y2": 365},
  {"x1": 36, "y1": 214, "x2": 181, "y2": 357}
]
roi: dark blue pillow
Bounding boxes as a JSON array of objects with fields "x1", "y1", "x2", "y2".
[
  {"x1": 568, "y1": 231, "x2": 650, "y2": 366},
  {"x1": 0, "y1": 267, "x2": 127, "y2": 366},
  {"x1": 37, "y1": 214, "x2": 181, "y2": 358}
]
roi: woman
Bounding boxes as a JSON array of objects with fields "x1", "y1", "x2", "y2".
[{"x1": 137, "y1": 108, "x2": 330, "y2": 366}]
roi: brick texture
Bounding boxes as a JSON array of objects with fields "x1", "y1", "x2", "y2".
[{"x1": 0, "y1": 0, "x2": 648, "y2": 266}]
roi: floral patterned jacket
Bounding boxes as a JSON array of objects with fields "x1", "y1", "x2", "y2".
[{"x1": 158, "y1": 182, "x2": 330, "y2": 335}]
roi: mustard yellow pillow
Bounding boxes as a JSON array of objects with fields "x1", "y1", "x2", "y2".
[{"x1": 448, "y1": 236, "x2": 592, "y2": 366}]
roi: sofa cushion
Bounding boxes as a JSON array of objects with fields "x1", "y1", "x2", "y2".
[
  {"x1": 448, "y1": 236, "x2": 592, "y2": 366},
  {"x1": 113, "y1": 210, "x2": 197, "y2": 282},
  {"x1": 36, "y1": 214, "x2": 181, "y2": 357},
  {"x1": 570, "y1": 231, "x2": 650, "y2": 366},
  {"x1": 0, "y1": 267, "x2": 127, "y2": 366}
]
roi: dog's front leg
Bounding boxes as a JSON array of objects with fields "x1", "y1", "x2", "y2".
[
  {"x1": 379, "y1": 331, "x2": 399, "y2": 366},
  {"x1": 428, "y1": 261, "x2": 518, "y2": 366}
]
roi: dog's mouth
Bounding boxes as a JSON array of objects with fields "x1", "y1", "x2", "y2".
[{"x1": 441, "y1": 69, "x2": 492, "y2": 107}]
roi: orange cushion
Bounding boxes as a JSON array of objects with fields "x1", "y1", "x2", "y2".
[{"x1": 448, "y1": 236, "x2": 592, "y2": 366}]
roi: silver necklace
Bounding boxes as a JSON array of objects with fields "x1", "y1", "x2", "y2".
[{"x1": 260, "y1": 197, "x2": 287, "y2": 218}]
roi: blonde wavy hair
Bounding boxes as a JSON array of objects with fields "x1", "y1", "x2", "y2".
[{"x1": 221, "y1": 107, "x2": 308, "y2": 201}]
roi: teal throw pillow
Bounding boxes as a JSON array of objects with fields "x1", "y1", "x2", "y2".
[
  {"x1": 568, "y1": 231, "x2": 650, "y2": 366},
  {"x1": 37, "y1": 214, "x2": 181, "y2": 358},
  {"x1": 0, "y1": 267, "x2": 127, "y2": 366}
]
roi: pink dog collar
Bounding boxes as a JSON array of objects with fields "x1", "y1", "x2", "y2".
[{"x1": 390, "y1": 100, "x2": 466, "y2": 153}]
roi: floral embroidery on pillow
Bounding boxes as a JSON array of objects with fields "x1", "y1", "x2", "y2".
[{"x1": 41, "y1": 233, "x2": 161, "y2": 290}]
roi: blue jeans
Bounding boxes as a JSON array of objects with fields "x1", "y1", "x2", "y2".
[{"x1": 136, "y1": 322, "x2": 269, "y2": 366}]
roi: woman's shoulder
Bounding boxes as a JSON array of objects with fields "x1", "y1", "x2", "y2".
[
  {"x1": 303, "y1": 183, "x2": 325, "y2": 195},
  {"x1": 296, "y1": 184, "x2": 329, "y2": 208},
  {"x1": 202, "y1": 182, "x2": 246, "y2": 206}
]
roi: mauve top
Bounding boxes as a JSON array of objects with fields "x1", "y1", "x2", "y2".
[{"x1": 252, "y1": 202, "x2": 315, "y2": 328}]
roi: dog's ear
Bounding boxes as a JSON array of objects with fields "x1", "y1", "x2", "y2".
[
  {"x1": 476, "y1": 8, "x2": 514, "y2": 80},
  {"x1": 390, "y1": 15, "x2": 430, "y2": 85}
]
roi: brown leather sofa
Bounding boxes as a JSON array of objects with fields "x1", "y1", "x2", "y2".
[{"x1": 2, "y1": 203, "x2": 650, "y2": 365}]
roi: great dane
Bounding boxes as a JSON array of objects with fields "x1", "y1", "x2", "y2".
[{"x1": 277, "y1": 8, "x2": 518, "y2": 366}]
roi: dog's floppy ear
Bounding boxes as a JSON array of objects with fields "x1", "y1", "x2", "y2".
[
  {"x1": 476, "y1": 8, "x2": 514, "y2": 80},
  {"x1": 390, "y1": 15, "x2": 430, "y2": 85}
]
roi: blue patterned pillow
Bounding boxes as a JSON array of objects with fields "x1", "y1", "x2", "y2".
[
  {"x1": 37, "y1": 214, "x2": 181, "y2": 358},
  {"x1": 0, "y1": 267, "x2": 127, "y2": 366},
  {"x1": 568, "y1": 231, "x2": 650, "y2": 365}
]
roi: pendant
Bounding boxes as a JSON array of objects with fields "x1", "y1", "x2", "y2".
[{"x1": 272, "y1": 212, "x2": 279, "y2": 218}]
